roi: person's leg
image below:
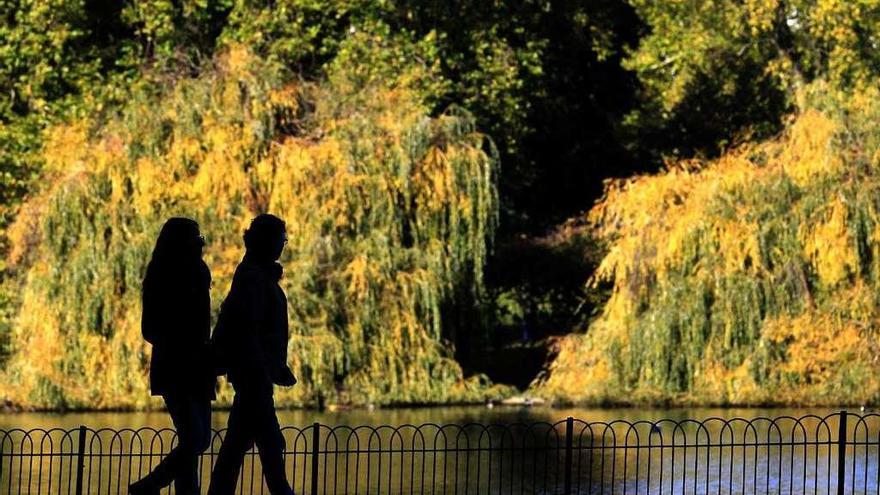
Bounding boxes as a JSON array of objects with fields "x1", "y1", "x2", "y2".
[
  {"x1": 172, "y1": 397, "x2": 212, "y2": 495},
  {"x1": 252, "y1": 394, "x2": 293, "y2": 495},
  {"x1": 207, "y1": 393, "x2": 255, "y2": 495},
  {"x1": 130, "y1": 394, "x2": 192, "y2": 493},
  {"x1": 193, "y1": 399, "x2": 214, "y2": 488}
]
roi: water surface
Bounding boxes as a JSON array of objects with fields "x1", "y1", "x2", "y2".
[
  {"x1": 2, "y1": 406, "x2": 869, "y2": 494},
  {"x1": 0, "y1": 405, "x2": 848, "y2": 430}
]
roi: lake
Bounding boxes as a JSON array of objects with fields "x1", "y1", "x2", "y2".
[
  {"x1": 1, "y1": 406, "x2": 872, "y2": 494},
  {"x1": 0, "y1": 405, "x2": 847, "y2": 430}
]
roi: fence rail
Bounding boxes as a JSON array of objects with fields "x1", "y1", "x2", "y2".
[{"x1": 2, "y1": 411, "x2": 880, "y2": 494}]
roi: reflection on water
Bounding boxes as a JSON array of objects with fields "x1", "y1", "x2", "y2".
[
  {"x1": 3, "y1": 406, "x2": 873, "y2": 494},
  {"x1": 0, "y1": 405, "x2": 847, "y2": 430}
]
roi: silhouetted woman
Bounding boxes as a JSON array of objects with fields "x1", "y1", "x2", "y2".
[{"x1": 130, "y1": 217, "x2": 215, "y2": 495}]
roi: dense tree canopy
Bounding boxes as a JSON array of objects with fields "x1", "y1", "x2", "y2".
[
  {"x1": 0, "y1": 0, "x2": 644, "y2": 403},
  {"x1": 0, "y1": 44, "x2": 510, "y2": 408},
  {"x1": 3, "y1": 0, "x2": 880, "y2": 408},
  {"x1": 0, "y1": 0, "x2": 643, "y2": 233},
  {"x1": 625, "y1": 0, "x2": 880, "y2": 161}
]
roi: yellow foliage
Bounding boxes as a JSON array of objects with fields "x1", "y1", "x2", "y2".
[
  {"x1": 0, "y1": 45, "x2": 506, "y2": 409},
  {"x1": 42, "y1": 122, "x2": 90, "y2": 176},
  {"x1": 763, "y1": 313, "x2": 864, "y2": 386},
  {"x1": 801, "y1": 197, "x2": 858, "y2": 286},
  {"x1": 779, "y1": 107, "x2": 841, "y2": 186},
  {"x1": 534, "y1": 85, "x2": 880, "y2": 406}
]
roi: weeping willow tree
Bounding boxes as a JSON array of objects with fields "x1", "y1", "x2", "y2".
[
  {"x1": 0, "y1": 43, "x2": 507, "y2": 409},
  {"x1": 535, "y1": 84, "x2": 880, "y2": 406}
]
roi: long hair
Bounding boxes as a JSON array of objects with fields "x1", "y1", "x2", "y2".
[{"x1": 143, "y1": 217, "x2": 209, "y2": 295}]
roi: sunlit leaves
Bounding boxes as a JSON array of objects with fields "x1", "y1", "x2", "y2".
[
  {"x1": 0, "y1": 46, "x2": 506, "y2": 409},
  {"x1": 536, "y1": 85, "x2": 880, "y2": 406}
]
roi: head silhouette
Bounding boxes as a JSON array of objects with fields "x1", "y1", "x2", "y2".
[
  {"x1": 144, "y1": 217, "x2": 208, "y2": 290},
  {"x1": 243, "y1": 214, "x2": 287, "y2": 262}
]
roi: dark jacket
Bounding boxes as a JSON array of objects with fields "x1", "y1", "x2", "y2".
[
  {"x1": 213, "y1": 255, "x2": 289, "y2": 394},
  {"x1": 142, "y1": 261, "x2": 216, "y2": 399}
]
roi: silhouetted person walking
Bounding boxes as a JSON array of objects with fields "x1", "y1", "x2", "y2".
[
  {"x1": 208, "y1": 214, "x2": 297, "y2": 495},
  {"x1": 131, "y1": 218, "x2": 215, "y2": 495}
]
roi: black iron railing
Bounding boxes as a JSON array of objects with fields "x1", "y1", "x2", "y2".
[{"x1": 2, "y1": 411, "x2": 880, "y2": 493}]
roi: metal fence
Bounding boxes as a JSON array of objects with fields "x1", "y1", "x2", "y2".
[{"x1": 3, "y1": 411, "x2": 880, "y2": 494}]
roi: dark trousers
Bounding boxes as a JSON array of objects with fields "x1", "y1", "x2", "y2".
[
  {"x1": 136, "y1": 394, "x2": 212, "y2": 494},
  {"x1": 207, "y1": 389, "x2": 293, "y2": 495}
]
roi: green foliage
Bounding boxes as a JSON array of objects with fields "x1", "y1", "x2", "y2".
[
  {"x1": 121, "y1": 0, "x2": 233, "y2": 63},
  {"x1": 1, "y1": 1, "x2": 90, "y2": 226},
  {"x1": 624, "y1": 0, "x2": 880, "y2": 161},
  {"x1": 0, "y1": 0, "x2": 644, "y2": 233},
  {"x1": 0, "y1": 0, "x2": 232, "y2": 233},
  {"x1": 219, "y1": 0, "x2": 642, "y2": 230},
  {"x1": 526, "y1": 0, "x2": 880, "y2": 407}
]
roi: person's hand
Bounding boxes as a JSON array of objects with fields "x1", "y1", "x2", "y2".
[{"x1": 274, "y1": 365, "x2": 297, "y2": 387}]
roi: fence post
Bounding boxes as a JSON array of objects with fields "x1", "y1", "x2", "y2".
[
  {"x1": 75, "y1": 425, "x2": 87, "y2": 495},
  {"x1": 837, "y1": 410, "x2": 847, "y2": 495},
  {"x1": 311, "y1": 422, "x2": 320, "y2": 495},
  {"x1": 564, "y1": 416, "x2": 573, "y2": 495}
]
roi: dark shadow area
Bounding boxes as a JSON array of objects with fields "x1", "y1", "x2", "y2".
[{"x1": 459, "y1": 221, "x2": 609, "y2": 389}]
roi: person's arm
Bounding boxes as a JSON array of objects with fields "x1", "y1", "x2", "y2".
[
  {"x1": 274, "y1": 287, "x2": 296, "y2": 387},
  {"x1": 269, "y1": 287, "x2": 296, "y2": 386}
]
